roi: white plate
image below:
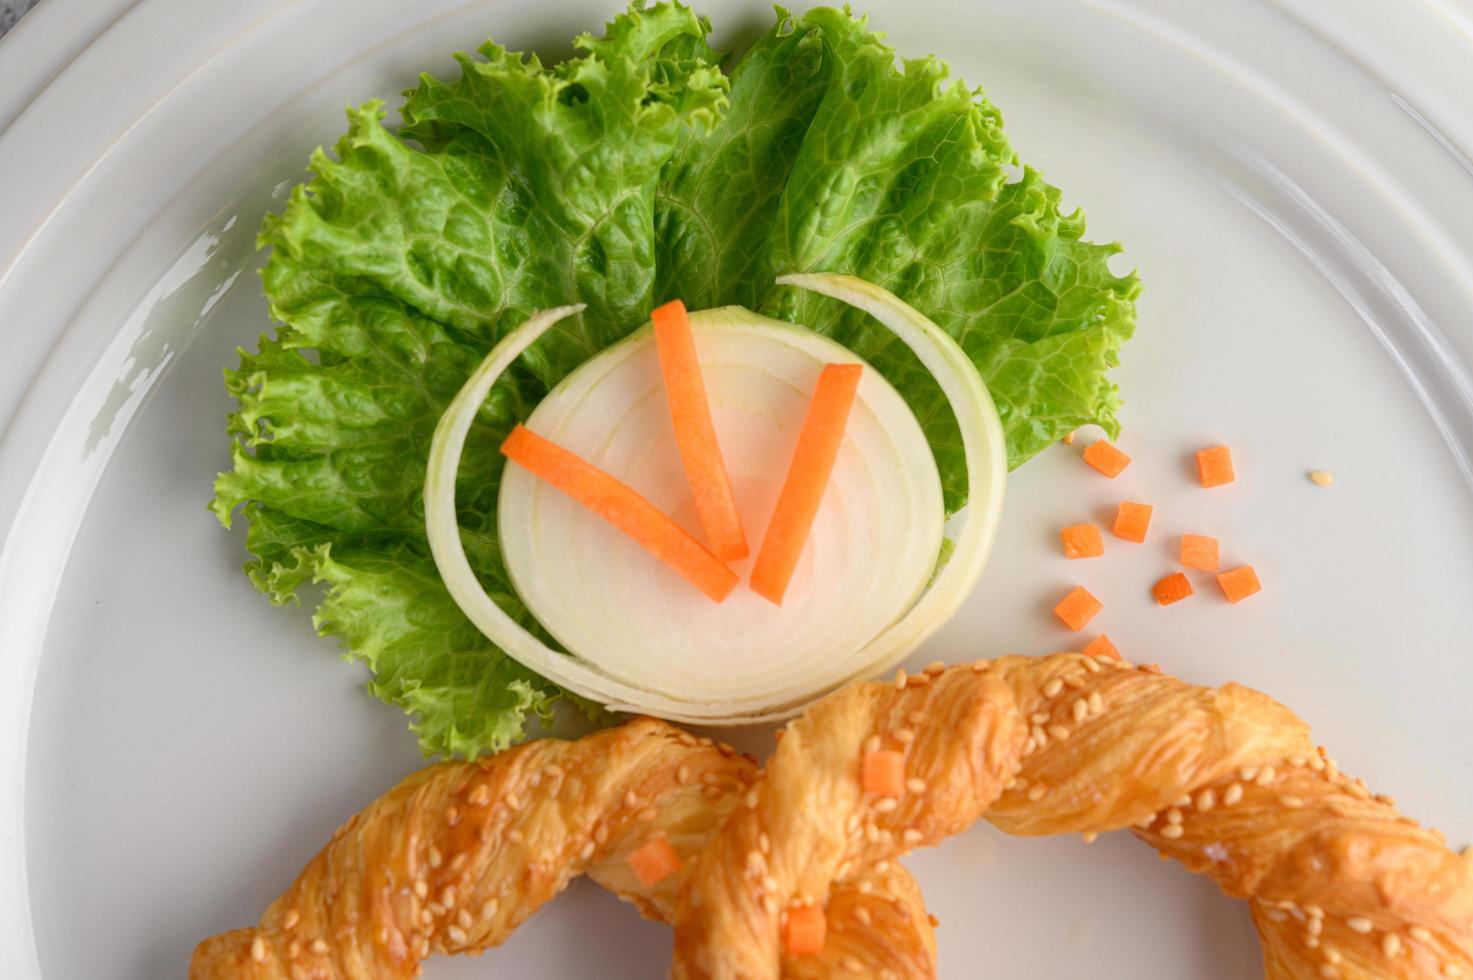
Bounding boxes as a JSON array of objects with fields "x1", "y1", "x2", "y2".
[{"x1": 3, "y1": 1, "x2": 1472, "y2": 976}]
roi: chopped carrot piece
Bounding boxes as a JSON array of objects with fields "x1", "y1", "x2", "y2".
[
  {"x1": 1082, "y1": 634, "x2": 1120, "y2": 661},
  {"x1": 785, "y1": 904, "x2": 826, "y2": 957},
  {"x1": 750, "y1": 364, "x2": 863, "y2": 605},
  {"x1": 1180, "y1": 534, "x2": 1220, "y2": 572},
  {"x1": 1152, "y1": 572, "x2": 1193, "y2": 606},
  {"x1": 1060, "y1": 523, "x2": 1105, "y2": 559},
  {"x1": 1082, "y1": 439, "x2": 1131, "y2": 478},
  {"x1": 652, "y1": 299, "x2": 749, "y2": 562},
  {"x1": 1196, "y1": 446, "x2": 1235, "y2": 488},
  {"x1": 1217, "y1": 565, "x2": 1262, "y2": 603},
  {"x1": 862, "y1": 750, "x2": 906, "y2": 796},
  {"x1": 627, "y1": 837, "x2": 680, "y2": 888},
  {"x1": 1054, "y1": 586, "x2": 1103, "y2": 631},
  {"x1": 501, "y1": 425, "x2": 738, "y2": 602},
  {"x1": 1112, "y1": 501, "x2": 1153, "y2": 543}
]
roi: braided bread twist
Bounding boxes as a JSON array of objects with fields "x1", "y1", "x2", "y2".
[
  {"x1": 671, "y1": 654, "x2": 1472, "y2": 979},
  {"x1": 188, "y1": 718, "x2": 934, "y2": 979},
  {"x1": 192, "y1": 653, "x2": 1472, "y2": 979}
]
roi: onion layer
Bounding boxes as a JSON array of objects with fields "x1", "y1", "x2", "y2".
[{"x1": 425, "y1": 276, "x2": 1006, "y2": 724}]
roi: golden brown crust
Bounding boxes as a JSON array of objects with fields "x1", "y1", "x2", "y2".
[
  {"x1": 670, "y1": 655, "x2": 1471, "y2": 979},
  {"x1": 188, "y1": 718, "x2": 933, "y2": 979},
  {"x1": 194, "y1": 654, "x2": 1473, "y2": 979}
]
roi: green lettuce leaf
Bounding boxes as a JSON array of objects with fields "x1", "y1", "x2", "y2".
[{"x1": 213, "y1": 2, "x2": 1137, "y2": 757}]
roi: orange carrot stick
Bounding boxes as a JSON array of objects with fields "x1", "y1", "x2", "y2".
[
  {"x1": 861, "y1": 750, "x2": 907, "y2": 797},
  {"x1": 501, "y1": 425, "x2": 738, "y2": 602},
  {"x1": 749, "y1": 364, "x2": 863, "y2": 605},
  {"x1": 785, "y1": 904, "x2": 827, "y2": 957},
  {"x1": 652, "y1": 299, "x2": 749, "y2": 561}
]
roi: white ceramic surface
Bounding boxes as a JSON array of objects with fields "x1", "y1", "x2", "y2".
[{"x1": 2, "y1": 0, "x2": 1472, "y2": 976}]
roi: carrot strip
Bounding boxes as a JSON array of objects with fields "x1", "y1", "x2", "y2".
[
  {"x1": 785, "y1": 904, "x2": 826, "y2": 957},
  {"x1": 627, "y1": 837, "x2": 680, "y2": 888},
  {"x1": 652, "y1": 299, "x2": 749, "y2": 561},
  {"x1": 1112, "y1": 501, "x2": 1153, "y2": 543},
  {"x1": 749, "y1": 364, "x2": 863, "y2": 605},
  {"x1": 501, "y1": 425, "x2": 738, "y2": 602},
  {"x1": 862, "y1": 750, "x2": 906, "y2": 797}
]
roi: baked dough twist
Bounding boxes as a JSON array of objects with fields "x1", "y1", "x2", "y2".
[
  {"x1": 188, "y1": 719, "x2": 934, "y2": 979},
  {"x1": 193, "y1": 653, "x2": 1472, "y2": 978}
]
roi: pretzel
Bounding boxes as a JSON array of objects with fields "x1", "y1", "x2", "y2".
[
  {"x1": 188, "y1": 718, "x2": 935, "y2": 979},
  {"x1": 193, "y1": 654, "x2": 1473, "y2": 978}
]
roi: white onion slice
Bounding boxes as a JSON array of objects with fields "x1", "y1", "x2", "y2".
[{"x1": 425, "y1": 276, "x2": 1006, "y2": 724}]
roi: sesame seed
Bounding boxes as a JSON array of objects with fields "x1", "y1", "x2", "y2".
[
  {"x1": 866, "y1": 735, "x2": 881, "y2": 754},
  {"x1": 1309, "y1": 470, "x2": 1334, "y2": 487},
  {"x1": 447, "y1": 926, "x2": 467, "y2": 945},
  {"x1": 457, "y1": 909, "x2": 473, "y2": 930},
  {"x1": 1088, "y1": 691, "x2": 1104, "y2": 715},
  {"x1": 925, "y1": 660, "x2": 946, "y2": 676},
  {"x1": 446, "y1": 805, "x2": 460, "y2": 827},
  {"x1": 762, "y1": 874, "x2": 779, "y2": 893},
  {"x1": 745, "y1": 789, "x2": 759, "y2": 809},
  {"x1": 903, "y1": 829, "x2": 924, "y2": 845},
  {"x1": 875, "y1": 860, "x2": 891, "y2": 874},
  {"x1": 1135, "y1": 813, "x2": 1156, "y2": 828},
  {"x1": 1325, "y1": 948, "x2": 1341, "y2": 964},
  {"x1": 1383, "y1": 934, "x2": 1402, "y2": 958},
  {"x1": 895, "y1": 728, "x2": 916, "y2": 745},
  {"x1": 1280, "y1": 795, "x2": 1305, "y2": 808},
  {"x1": 907, "y1": 673, "x2": 930, "y2": 687},
  {"x1": 1032, "y1": 725, "x2": 1048, "y2": 746},
  {"x1": 442, "y1": 886, "x2": 457, "y2": 908},
  {"x1": 1023, "y1": 737, "x2": 1037, "y2": 755},
  {"x1": 760, "y1": 832, "x2": 771, "y2": 854},
  {"x1": 1240, "y1": 767, "x2": 1259, "y2": 782},
  {"x1": 1309, "y1": 755, "x2": 1325, "y2": 771},
  {"x1": 846, "y1": 813, "x2": 861, "y2": 835},
  {"x1": 1307, "y1": 917, "x2": 1323, "y2": 936},
  {"x1": 874, "y1": 797, "x2": 898, "y2": 813},
  {"x1": 1072, "y1": 699, "x2": 1088, "y2": 724},
  {"x1": 1196, "y1": 789, "x2": 1216, "y2": 812},
  {"x1": 845, "y1": 955, "x2": 864, "y2": 972},
  {"x1": 288, "y1": 940, "x2": 301, "y2": 960},
  {"x1": 857, "y1": 879, "x2": 873, "y2": 893},
  {"x1": 1264, "y1": 909, "x2": 1287, "y2": 922},
  {"x1": 1174, "y1": 795, "x2": 1192, "y2": 808},
  {"x1": 1083, "y1": 656, "x2": 1101, "y2": 673},
  {"x1": 1256, "y1": 766, "x2": 1277, "y2": 786},
  {"x1": 428, "y1": 846, "x2": 443, "y2": 869},
  {"x1": 1289, "y1": 756, "x2": 1307, "y2": 768},
  {"x1": 1027, "y1": 784, "x2": 1047, "y2": 802},
  {"x1": 1159, "y1": 824, "x2": 1184, "y2": 839},
  {"x1": 1064, "y1": 673, "x2": 1086, "y2": 689},
  {"x1": 676, "y1": 765, "x2": 690, "y2": 785},
  {"x1": 310, "y1": 938, "x2": 329, "y2": 955},
  {"x1": 895, "y1": 670, "x2": 907, "y2": 689},
  {"x1": 1306, "y1": 935, "x2": 1320, "y2": 949},
  {"x1": 624, "y1": 789, "x2": 639, "y2": 808},
  {"x1": 1319, "y1": 965, "x2": 1337, "y2": 978},
  {"x1": 579, "y1": 841, "x2": 595, "y2": 859},
  {"x1": 413, "y1": 880, "x2": 429, "y2": 899},
  {"x1": 906, "y1": 777, "x2": 927, "y2": 793},
  {"x1": 1166, "y1": 808, "x2": 1183, "y2": 824},
  {"x1": 763, "y1": 896, "x2": 779, "y2": 916},
  {"x1": 250, "y1": 937, "x2": 267, "y2": 963},
  {"x1": 467, "y1": 785, "x2": 490, "y2": 806},
  {"x1": 1048, "y1": 724, "x2": 1071, "y2": 741},
  {"x1": 1346, "y1": 918, "x2": 1373, "y2": 934},
  {"x1": 856, "y1": 907, "x2": 872, "y2": 925},
  {"x1": 1306, "y1": 906, "x2": 1324, "y2": 919},
  {"x1": 1224, "y1": 783, "x2": 1244, "y2": 806},
  {"x1": 283, "y1": 910, "x2": 299, "y2": 930},
  {"x1": 1044, "y1": 678, "x2": 1064, "y2": 698}
]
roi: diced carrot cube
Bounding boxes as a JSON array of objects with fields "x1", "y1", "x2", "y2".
[
  {"x1": 785, "y1": 904, "x2": 826, "y2": 956},
  {"x1": 1054, "y1": 586, "x2": 1103, "y2": 631},
  {"x1": 1060, "y1": 523, "x2": 1105, "y2": 559},
  {"x1": 861, "y1": 750, "x2": 906, "y2": 797},
  {"x1": 1180, "y1": 534, "x2": 1220, "y2": 572},
  {"x1": 1082, "y1": 440, "x2": 1131, "y2": 478},
  {"x1": 1196, "y1": 446, "x2": 1235, "y2": 488},
  {"x1": 627, "y1": 837, "x2": 680, "y2": 888},
  {"x1": 1152, "y1": 572, "x2": 1193, "y2": 606},
  {"x1": 1217, "y1": 565, "x2": 1262, "y2": 603},
  {"x1": 1082, "y1": 634, "x2": 1120, "y2": 661},
  {"x1": 1112, "y1": 501, "x2": 1153, "y2": 543}
]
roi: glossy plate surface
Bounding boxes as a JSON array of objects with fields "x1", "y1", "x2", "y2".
[{"x1": 2, "y1": 0, "x2": 1471, "y2": 976}]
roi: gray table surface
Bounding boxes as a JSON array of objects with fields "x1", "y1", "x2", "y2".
[{"x1": 1, "y1": 0, "x2": 41, "y2": 37}]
